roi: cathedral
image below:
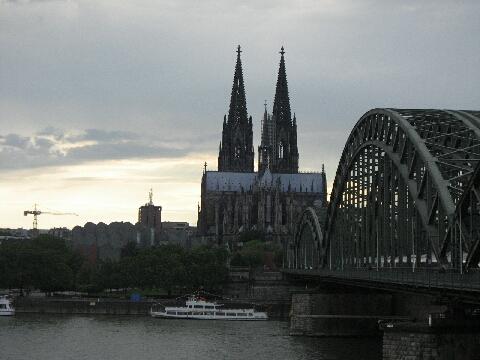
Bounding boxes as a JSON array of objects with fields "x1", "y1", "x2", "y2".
[{"x1": 197, "y1": 46, "x2": 327, "y2": 249}]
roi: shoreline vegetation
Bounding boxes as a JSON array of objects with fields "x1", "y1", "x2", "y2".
[{"x1": 0, "y1": 234, "x2": 283, "y2": 299}]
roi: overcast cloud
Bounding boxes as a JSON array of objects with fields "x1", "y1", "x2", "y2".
[
  {"x1": 0, "y1": 127, "x2": 215, "y2": 170},
  {"x1": 0, "y1": 0, "x2": 479, "y2": 227}
]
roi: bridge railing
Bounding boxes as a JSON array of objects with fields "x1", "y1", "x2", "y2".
[{"x1": 284, "y1": 267, "x2": 480, "y2": 293}]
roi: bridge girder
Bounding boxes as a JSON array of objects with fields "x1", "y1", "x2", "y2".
[{"x1": 452, "y1": 159, "x2": 480, "y2": 270}]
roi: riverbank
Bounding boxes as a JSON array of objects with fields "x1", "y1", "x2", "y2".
[
  {"x1": 14, "y1": 296, "x2": 290, "y2": 319},
  {"x1": 15, "y1": 297, "x2": 153, "y2": 315}
]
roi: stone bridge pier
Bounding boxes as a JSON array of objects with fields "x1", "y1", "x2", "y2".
[
  {"x1": 289, "y1": 287, "x2": 480, "y2": 359},
  {"x1": 381, "y1": 319, "x2": 480, "y2": 360},
  {"x1": 289, "y1": 289, "x2": 394, "y2": 337}
]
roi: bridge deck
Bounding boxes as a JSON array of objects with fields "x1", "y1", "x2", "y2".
[{"x1": 283, "y1": 268, "x2": 480, "y2": 295}]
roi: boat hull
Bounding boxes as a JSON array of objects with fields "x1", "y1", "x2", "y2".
[
  {"x1": 150, "y1": 311, "x2": 267, "y2": 321},
  {"x1": 0, "y1": 310, "x2": 15, "y2": 316},
  {"x1": 150, "y1": 296, "x2": 268, "y2": 321}
]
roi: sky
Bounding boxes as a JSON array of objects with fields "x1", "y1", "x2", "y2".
[{"x1": 1, "y1": 0, "x2": 479, "y2": 229}]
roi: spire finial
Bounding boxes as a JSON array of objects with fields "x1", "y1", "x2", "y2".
[
  {"x1": 280, "y1": 46, "x2": 285, "y2": 56},
  {"x1": 264, "y1": 100, "x2": 267, "y2": 110},
  {"x1": 204, "y1": 161, "x2": 208, "y2": 174},
  {"x1": 237, "y1": 45, "x2": 242, "y2": 56},
  {"x1": 148, "y1": 188, "x2": 153, "y2": 205}
]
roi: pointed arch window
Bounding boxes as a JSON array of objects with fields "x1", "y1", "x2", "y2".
[
  {"x1": 278, "y1": 142, "x2": 284, "y2": 159},
  {"x1": 234, "y1": 144, "x2": 242, "y2": 159}
]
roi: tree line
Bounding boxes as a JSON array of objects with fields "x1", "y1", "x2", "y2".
[
  {"x1": 0, "y1": 235, "x2": 228, "y2": 296},
  {"x1": 0, "y1": 234, "x2": 283, "y2": 296}
]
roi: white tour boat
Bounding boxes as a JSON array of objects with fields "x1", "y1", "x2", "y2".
[
  {"x1": 0, "y1": 295, "x2": 15, "y2": 316},
  {"x1": 150, "y1": 296, "x2": 267, "y2": 320}
]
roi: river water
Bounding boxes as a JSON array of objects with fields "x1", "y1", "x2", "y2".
[{"x1": 0, "y1": 315, "x2": 381, "y2": 360}]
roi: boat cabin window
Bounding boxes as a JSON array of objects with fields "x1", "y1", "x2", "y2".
[
  {"x1": 226, "y1": 312, "x2": 236, "y2": 316},
  {"x1": 205, "y1": 305, "x2": 214, "y2": 309},
  {"x1": 194, "y1": 305, "x2": 203, "y2": 309},
  {"x1": 166, "y1": 311, "x2": 176, "y2": 315},
  {"x1": 216, "y1": 312, "x2": 225, "y2": 316},
  {"x1": 248, "y1": 313, "x2": 253, "y2": 317},
  {"x1": 238, "y1": 313, "x2": 246, "y2": 317},
  {"x1": 0, "y1": 304, "x2": 6, "y2": 309},
  {"x1": 177, "y1": 312, "x2": 187, "y2": 315}
]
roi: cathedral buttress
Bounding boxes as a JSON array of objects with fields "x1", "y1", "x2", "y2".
[{"x1": 218, "y1": 45, "x2": 254, "y2": 172}]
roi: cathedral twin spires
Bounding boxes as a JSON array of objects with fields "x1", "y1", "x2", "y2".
[{"x1": 218, "y1": 46, "x2": 299, "y2": 174}]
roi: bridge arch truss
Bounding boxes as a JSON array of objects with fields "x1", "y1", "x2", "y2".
[
  {"x1": 287, "y1": 207, "x2": 324, "y2": 270},
  {"x1": 323, "y1": 109, "x2": 480, "y2": 272}
]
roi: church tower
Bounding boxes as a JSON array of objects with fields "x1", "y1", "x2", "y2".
[
  {"x1": 271, "y1": 47, "x2": 299, "y2": 174},
  {"x1": 258, "y1": 102, "x2": 274, "y2": 173},
  {"x1": 218, "y1": 46, "x2": 254, "y2": 173}
]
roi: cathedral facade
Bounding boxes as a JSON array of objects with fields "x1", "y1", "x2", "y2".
[{"x1": 197, "y1": 46, "x2": 326, "y2": 249}]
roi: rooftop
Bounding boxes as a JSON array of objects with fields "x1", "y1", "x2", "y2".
[{"x1": 204, "y1": 169, "x2": 324, "y2": 193}]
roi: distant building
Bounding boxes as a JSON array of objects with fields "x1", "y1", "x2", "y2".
[
  {"x1": 197, "y1": 46, "x2": 327, "y2": 249},
  {"x1": 160, "y1": 222, "x2": 196, "y2": 248},
  {"x1": 162, "y1": 221, "x2": 189, "y2": 231},
  {"x1": 48, "y1": 227, "x2": 71, "y2": 239},
  {"x1": 71, "y1": 221, "x2": 137, "y2": 262},
  {"x1": 136, "y1": 192, "x2": 199, "y2": 248},
  {"x1": 70, "y1": 193, "x2": 200, "y2": 263},
  {"x1": 0, "y1": 228, "x2": 30, "y2": 244},
  {"x1": 137, "y1": 189, "x2": 162, "y2": 246}
]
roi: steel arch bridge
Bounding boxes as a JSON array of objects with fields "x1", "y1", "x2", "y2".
[{"x1": 285, "y1": 108, "x2": 480, "y2": 291}]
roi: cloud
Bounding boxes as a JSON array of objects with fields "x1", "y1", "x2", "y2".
[
  {"x1": 75, "y1": 128, "x2": 139, "y2": 142},
  {"x1": 2, "y1": 133, "x2": 30, "y2": 149},
  {"x1": 0, "y1": 127, "x2": 201, "y2": 170},
  {"x1": 36, "y1": 126, "x2": 67, "y2": 140},
  {"x1": 1, "y1": 0, "x2": 479, "y2": 179},
  {"x1": 66, "y1": 141, "x2": 187, "y2": 161},
  {"x1": 4, "y1": 0, "x2": 65, "y2": 3}
]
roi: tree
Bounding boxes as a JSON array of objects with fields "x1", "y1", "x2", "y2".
[
  {"x1": 238, "y1": 230, "x2": 264, "y2": 243},
  {"x1": 238, "y1": 240, "x2": 265, "y2": 268},
  {"x1": 0, "y1": 235, "x2": 85, "y2": 294},
  {"x1": 120, "y1": 241, "x2": 138, "y2": 258},
  {"x1": 186, "y1": 246, "x2": 228, "y2": 291}
]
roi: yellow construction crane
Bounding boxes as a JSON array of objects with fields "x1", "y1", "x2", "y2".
[{"x1": 24, "y1": 204, "x2": 79, "y2": 232}]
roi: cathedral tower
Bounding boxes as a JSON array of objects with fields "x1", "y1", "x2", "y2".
[
  {"x1": 218, "y1": 46, "x2": 254, "y2": 172},
  {"x1": 258, "y1": 102, "x2": 274, "y2": 173},
  {"x1": 271, "y1": 47, "x2": 299, "y2": 173}
]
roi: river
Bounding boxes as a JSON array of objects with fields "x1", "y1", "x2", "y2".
[{"x1": 0, "y1": 315, "x2": 381, "y2": 360}]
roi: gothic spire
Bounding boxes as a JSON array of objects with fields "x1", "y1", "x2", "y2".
[
  {"x1": 272, "y1": 46, "x2": 292, "y2": 124},
  {"x1": 270, "y1": 46, "x2": 298, "y2": 174},
  {"x1": 261, "y1": 101, "x2": 269, "y2": 145},
  {"x1": 218, "y1": 46, "x2": 254, "y2": 172},
  {"x1": 228, "y1": 45, "x2": 248, "y2": 126}
]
